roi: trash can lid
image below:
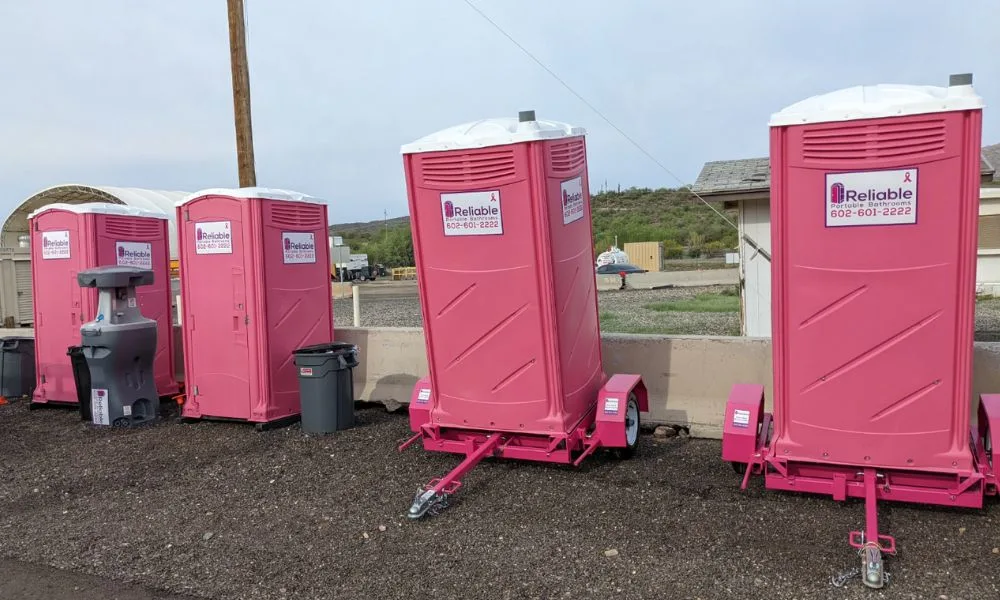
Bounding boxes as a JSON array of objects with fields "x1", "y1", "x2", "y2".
[
  {"x1": 294, "y1": 342, "x2": 357, "y2": 355},
  {"x1": 1, "y1": 336, "x2": 34, "y2": 348}
]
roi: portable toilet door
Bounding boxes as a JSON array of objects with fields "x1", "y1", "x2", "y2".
[
  {"x1": 29, "y1": 206, "x2": 88, "y2": 404},
  {"x1": 178, "y1": 194, "x2": 256, "y2": 421}
]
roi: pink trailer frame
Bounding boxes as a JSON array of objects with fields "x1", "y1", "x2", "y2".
[
  {"x1": 176, "y1": 188, "x2": 333, "y2": 429},
  {"x1": 398, "y1": 114, "x2": 647, "y2": 518},
  {"x1": 723, "y1": 75, "x2": 998, "y2": 588},
  {"x1": 28, "y1": 203, "x2": 178, "y2": 405}
]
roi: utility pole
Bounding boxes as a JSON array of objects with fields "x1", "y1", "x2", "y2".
[
  {"x1": 227, "y1": 0, "x2": 256, "y2": 187},
  {"x1": 384, "y1": 209, "x2": 389, "y2": 241}
]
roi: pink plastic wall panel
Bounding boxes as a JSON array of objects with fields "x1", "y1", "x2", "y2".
[
  {"x1": 257, "y1": 199, "x2": 332, "y2": 422},
  {"x1": 404, "y1": 137, "x2": 603, "y2": 435},
  {"x1": 31, "y1": 210, "x2": 88, "y2": 403},
  {"x1": 178, "y1": 195, "x2": 332, "y2": 423},
  {"x1": 543, "y1": 138, "x2": 605, "y2": 423},
  {"x1": 770, "y1": 110, "x2": 983, "y2": 473},
  {"x1": 179, "y1": 197, "x2": 258, "y2": 420},
  {"x1": 93, "y1": 214, "x2": 177, "y2": 396}
]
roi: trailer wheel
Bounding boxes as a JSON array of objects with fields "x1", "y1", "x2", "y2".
[{"x1": 615, "y1": 393, "x2": 640, "y2": 459}]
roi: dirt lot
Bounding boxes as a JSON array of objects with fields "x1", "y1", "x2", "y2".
[{"x1": 0, "y1": 401, "x2": 997, "y2": 600}]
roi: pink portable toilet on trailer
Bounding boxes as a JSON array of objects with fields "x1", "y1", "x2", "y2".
[
  {"x1": 176, "y1": 188, "x2": 332, "y2": 429},
  {"x1": 28, "y1": 202, "x2": 178, "y2": 405},
  {"x1": 722, "y1": 74, "x2": 999, "y2": 588},
  {"x1": 398, "y1": 111, "x2": 648, "y2": 518}
]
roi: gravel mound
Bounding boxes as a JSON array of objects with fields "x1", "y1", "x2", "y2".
[{"x1": 0, "y1": 401, "x2": 996, "y2": 599}]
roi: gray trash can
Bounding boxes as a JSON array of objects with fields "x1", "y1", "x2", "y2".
[
  {"x1": 1, "y1": 337, "x2": 35, "y2": 399},
  {"x1": 294, "y1": 342, "x2": 359, "y2": 434}
]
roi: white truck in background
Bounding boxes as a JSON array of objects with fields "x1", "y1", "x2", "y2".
[
  {"x1": 343, "y1": 254, "x2": 371, "y2": 280},
  {"x1": 329, "y1": 235, "x2": 378, "y2": 281}
]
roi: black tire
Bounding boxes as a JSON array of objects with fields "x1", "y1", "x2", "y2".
[
  {"x1": 731, "y1": 461, "x2": 748, "y2": 475},
  {"x1": 614, "y1": 393, "x2": 640, "y2": 459}
]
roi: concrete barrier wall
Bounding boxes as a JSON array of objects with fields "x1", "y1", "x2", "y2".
[
  {"x1": 596, "y1": 268, "x2": 738, "y2": 291},
  {"x1": 7, "y1": 325, "x2": 1000, "y2": 440},
  {"x1": 335, "y1": 327, "x2": 1000, "y2": 440}
]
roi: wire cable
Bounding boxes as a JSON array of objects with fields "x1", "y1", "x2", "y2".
[{"x1": 460, "y1": 0, "x2": 771, "y2": 260}]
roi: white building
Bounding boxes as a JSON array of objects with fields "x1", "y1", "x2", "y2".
[{"x1": 692, "y1": 144, "x2": 1000, "y2": 337}]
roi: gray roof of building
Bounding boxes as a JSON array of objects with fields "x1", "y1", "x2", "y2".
[
  {"x1": 690, "y1": 157, "x2": 771, "y2": 195},
  {"x1": 983, "y1": 143, "x2": 1000, "y2": 182},
  {"x1": 693, "y1": 146, "x2": 998, "y2": 195}
]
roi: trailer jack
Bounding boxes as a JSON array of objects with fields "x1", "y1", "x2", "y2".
[
  {"x1": 406, "y1": 433, "x2": 503, "y2": 520},
  {"x1": 847, "y1": 469, "x2": 896, "y2": 589}
]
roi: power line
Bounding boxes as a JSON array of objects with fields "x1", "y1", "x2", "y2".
[{"x1": 459, "y1": 0, "x2": 770, "y2": 261}]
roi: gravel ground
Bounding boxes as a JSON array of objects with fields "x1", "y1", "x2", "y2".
[
  {"x1": 335, "y1": 284, "x2": 741, "y2": 336},
  {"x1": 1, "y1": 401, "x2": 997, "y2": 600},
  {"x1": 976, "y1": 298, "x2": 1000, "y2": 341},
  {"x1": 338, "y1": 283, "x2": 1000, "y2": 340}
]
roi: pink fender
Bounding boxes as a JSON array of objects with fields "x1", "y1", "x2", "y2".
[
  {"x1": 408, "y1": 376, "x2": 433, "y2": 433},
  {"x1": 593, "y1": 374, "x2": 647, "y2": 448},
  {"x1": 979, "y1": 394, "x2": 1000, "y2": 494},
  {"x1": 722, "y1": 384, "x2": 765, "y2": 465}
]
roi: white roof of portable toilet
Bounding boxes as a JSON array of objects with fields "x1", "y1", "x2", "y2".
[
  {"x1": 28, "y1": 202, "x2": 170, "y2": 221},
  {"x1": 2, "y1": 185, "x2": 187, "y2": 259},
  {"x1": 400, "y1": 116, "x2": 586, "y2": 154},
  {"x1": 176, "y1": 187, "x2": 325, "y2": 206},
  {"x1": 770, "y1": 75, "x2": 985, "y2": 126}
]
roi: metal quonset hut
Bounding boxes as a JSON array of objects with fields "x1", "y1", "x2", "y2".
[{"x1": 0, "y1": 185, "x2": 188, "y2": 326}]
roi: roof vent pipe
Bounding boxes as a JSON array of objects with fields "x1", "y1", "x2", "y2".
[{"x1": 949, "y1": 73, "x2": 972, "y2": 86}]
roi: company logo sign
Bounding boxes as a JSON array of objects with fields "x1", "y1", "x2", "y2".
[
  {"x1": 440, "y1": 190, "x2": 503, "y2": 236},
  {"x1": 825, "y1": 168, "x2": 917, "y2": 227},
  {"x1": 91, "y1": 388, "x2": 110, "y2": 426},
  {"x1": 194, "y1": 221, "x2": 233, "y2": 254},
  {"x1": 561, "y1": 176, "x2": 585, "y2": 225},
  {"x1": 41, "y1": 230, "x2": 71, "y2": 259},
  {"x1": 282, "y1": 232, "x2": 317, "y2": 264},
  {"x1": 116, "y1": 241, "x2": 153, "y2": 269},
  {"x1": 829, "y1": 182, "x2": 846, "y2": 204}
]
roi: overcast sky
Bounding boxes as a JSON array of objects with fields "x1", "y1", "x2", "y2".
[{"x1": 2, "y1": 1, "x2": 998, "y2": 225}]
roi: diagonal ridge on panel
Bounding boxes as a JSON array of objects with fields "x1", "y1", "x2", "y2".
[
  {"x1": 802, "y1": 310, "x2": 942, "y2": 394},
  {"x1": 437, "y1": 283, "x2": 477, "y2": 318},
  {"x1": 798, "y1": 285, "x2": 868, "y2": 329},
  {"x1": 446, "y1": 303, "x2": 530, "y2": 370}
]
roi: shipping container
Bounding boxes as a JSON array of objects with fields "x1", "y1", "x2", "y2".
[{"x1": 623, "y1": 241, "x2": 663, "y2": 272}]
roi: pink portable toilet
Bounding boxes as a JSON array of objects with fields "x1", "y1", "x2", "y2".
[
  {"x1": 176, "y1": 188, "x2": 332, "y2": 428},
  {"x1": 28, "y1": 202, "x2": 178, "y2": 405},
  {"x1": 398, "y1": 111, "x2": 648, "y2": 518},
  {"x1": 723, "y1": 74, "x2": 999, "y2": 588}
]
